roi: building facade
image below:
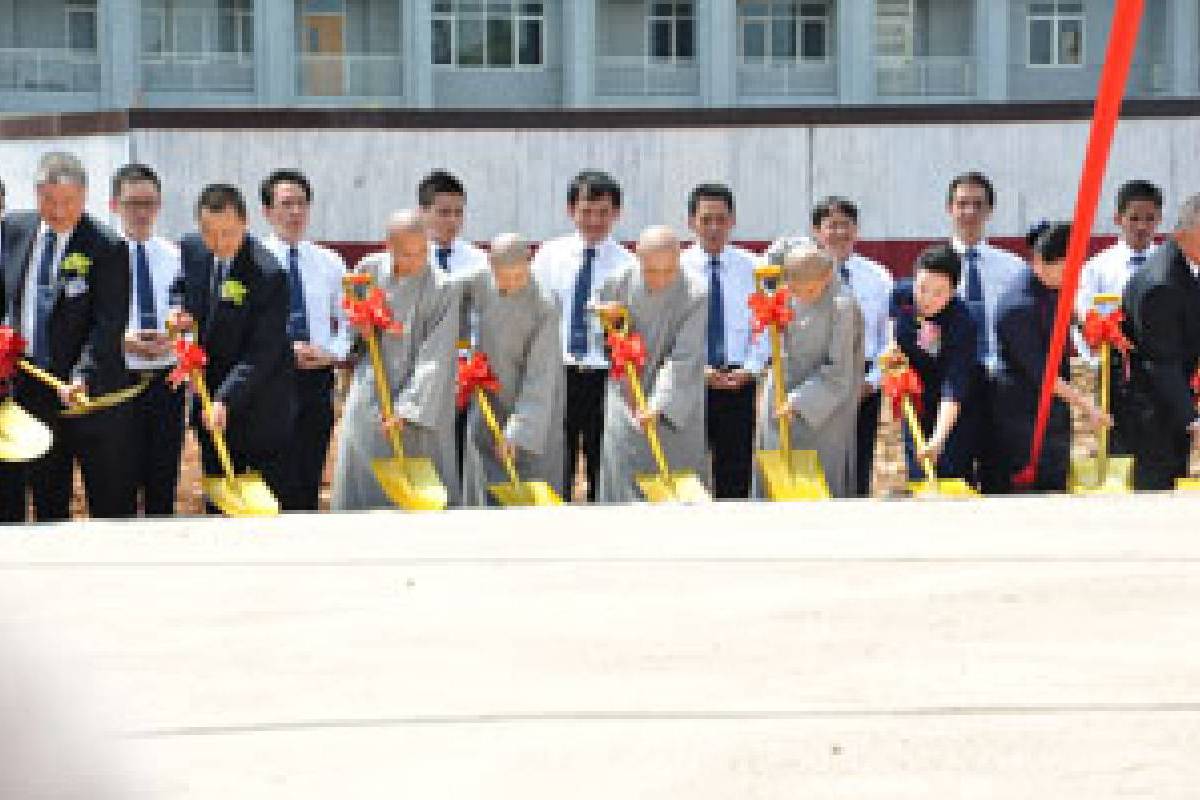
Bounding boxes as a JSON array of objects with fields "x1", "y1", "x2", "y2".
[{"x1": 0, "y1": 0, "x2": 1195, "y2": 112}]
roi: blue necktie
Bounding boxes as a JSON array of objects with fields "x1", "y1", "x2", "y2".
[
  {"x1": 135, "y1": 241, "x2": 157, "y2": 330},
  {"x1": 839, "y1": 261, "x2": 851, "y2": 285},
  {"x1": 31, "y1": 229, "x2": 58, "y2": 367},
  {"x1": 436, "y1": 246, "x2": 452, "y2": 272},
  {"x1": 568, "y1": 247, "x2": 596, "y2": 358},
  {"x1": 286, "y1": 245, "x2": 310, "y2": 342},
  {"x1": 707, "y1": 255, "x2": 726, "y2": 368},
  {"x1": 1129, "y1": 253, "x2": 1146, "y2": 270},
  {"x1": 964, "y1": 247, "x2": 987, "y2": 361}
]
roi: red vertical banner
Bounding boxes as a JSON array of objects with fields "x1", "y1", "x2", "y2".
[{"x1": 1014, "y1": 0, "x2": 1145, "y2": 487}]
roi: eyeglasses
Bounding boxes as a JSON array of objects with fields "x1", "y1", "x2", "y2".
[{"x1": 118, "y1": 199, "x2": 160, "y2": 211}]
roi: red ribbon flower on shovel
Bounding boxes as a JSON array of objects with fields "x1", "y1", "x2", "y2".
[
  {"x1": 1082, "y1": 307, "x2": 1133, "y2": 379},
  {"x1": 747, "y1": 286, "x2": 794, "y2": 340},
  {"x1": 0, "y1": 325, "x2": 26, "y2": 395},
  {"x1": 1191, "y1": 367, "x2": 1200, "y2": 398},
  {"x1": 881, "y1": 365, "x2": 924, "y2": 419},
  {"x1": 168, "y1": 338, "x2": 208, "y2": 389},
  {"x1": 456, "y1": 351, "x2": 501, "y2": 411},
  {"x1": 607, "y1": 330, "x2": 647, "y2": 381},
  {"x1": 344, "y1": 287, "x2": 403, "y2": 336}
]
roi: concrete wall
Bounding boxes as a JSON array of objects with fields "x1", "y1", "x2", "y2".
[{"x1": 0, "y1": 133, "x2": 131, "y2": 217}]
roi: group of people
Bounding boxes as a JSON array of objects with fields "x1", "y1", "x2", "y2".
[{"x1": 0, "y1": 151, "x2": 1197, "y2": 522}]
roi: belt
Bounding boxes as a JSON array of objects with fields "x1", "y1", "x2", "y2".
[
  {"x1": 709, "y1": 363, "x2": 745, "y2": 371},
  {"x1": 133, "y1": 366, "x2": 173, "y2": 382}
]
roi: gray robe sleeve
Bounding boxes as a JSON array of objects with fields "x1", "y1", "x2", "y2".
[
  {"x1": 504, "y1": 301, "x2": 561, "y2": 455},
  {"x1": 648, "y1": 290, "x2": 706, "y2": 430},
  {"x1": 394, "y1": 281, "x2": 458, "y2": 430},
  {"x1": 787, "y1": 296, "x2": 862, "y2": 429}
]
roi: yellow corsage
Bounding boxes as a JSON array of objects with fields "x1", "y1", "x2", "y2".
[
  {"x1": 219, "y1": 278, "x2": 248, "y2": 306},
  {"x1": 60, "y1": 252, "x2": 91, "y2": 277}
]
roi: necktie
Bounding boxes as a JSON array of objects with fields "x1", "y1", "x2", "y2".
[
  {"x1": 964, "y1": 247, "x2": 987, "y2": 361},
  {"x1": 568, "y1": 247, "x2": 596, "y2": 358},
  {"x1": 839, "y1": 260, "x2": 851, "y2": 285},
  {"x1": 1129, "y1": 253, "x2": 1146, "y2": 271},
  {"x1": 210, "y1": 257, "x2": 226, "y2": 310},
  {"x1": 707, "y1": 255, "x2": 726, "y2": 368},
  {"x1": 31, "y1": 229, "x2": 58, "y2": 367},
  {"x1": 135, "y1": 241, "x2": 157, "y2": 330},
  {"x1": 286, "y1": 245, "x2": 310, "y2": 342},
  {"x1": 436, "y1": 246, "x2": 452, "y2": 272}
]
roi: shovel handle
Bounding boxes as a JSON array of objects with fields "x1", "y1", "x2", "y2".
[
  {"x1": 900, "y1": 395, "x2": 938, "y2": 485},
  {"x1": 769, "y1": 323, "x2": 790, "y2": 456},
  {"x1": 191, "y1": 368, "x2": 237, "y2": 484},
  {"x1": 344, "y1": 275, "x2": 406, "y2": 460},
  {"x1": 626, "y1": 362, "x2": 671, "y2": 481},
  {"x1": 476, "y1": 388, "x2": 521, "y2": 486},
  {"x1": 18, "y1": 360, "x2": 90, "y2": 407}
]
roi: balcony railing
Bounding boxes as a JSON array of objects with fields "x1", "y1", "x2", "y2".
[
  {"x1": 594, "y1": 56, "x2": 700, "y2": 97},
  {"x1": 0, "y1": 48, "x2": 100, "y2": 92},
  {"x1": 876, "y1": 56, "x2": 976, "y2": 97},
  {"x1": 141, "y1": 52, "x2": 255, "y2": 93},
  {"x1": 297, "y1": 54, "x2": 404, "y2": 98},
  {"x1": 737, "y1": 61, "x2": 837, "y2": 97}
]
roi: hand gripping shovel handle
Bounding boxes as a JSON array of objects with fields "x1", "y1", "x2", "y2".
[
  {"x1": 475, "y1": 388, "x2": 521, "y2": 487},
  {"x1": 190, "y1": 367, "x2": 238, "y2": 485},
  {"x1": 18, "y1": 360, "x2": 89, "y2": 406},
  {"x1": 900, "y1": 394, "x2": 938, "y2": 485},
  {"x1": 625, "y1": 361, "x2": 672, "y2": 482},
  {"x1": 343, "y1": 274, "x2": 406, "y2": 461}
]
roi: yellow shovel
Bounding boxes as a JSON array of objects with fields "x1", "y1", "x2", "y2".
[
  {"x1": 882, "y1": 357, "x2": 976, "y2": 498},
  {"x1": 597, "y1": 305, "x2": 710, "y2": 504},
  {"x1": 1177, "y1": 366, "x2": 1200, "y2": 491},
  {"x1": 473, "y1": 382, "x2": 563, "y2": 507},
  {"x1": 343, "y1": 274, "x2": 448, "y2": 511},
  {"x1": 0, "y1": 398, "x2": 52, "y2": 462},
  {"x1": 750, "y1": 265, "x2": 831, "y2": 501},
  {"x1": 1069, "y1": 294, "x2": 1134, "y2": 494}
]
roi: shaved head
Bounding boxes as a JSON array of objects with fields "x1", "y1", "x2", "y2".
[
  {"x1": 637, "y1": 225, "x2": 680, "y2": 255},
  {"x1": 489, "y1": 233, "x2": 530, "y2": 266},
  {"x1": 385, "y1": 208, "x2": 428, "y2": 277},
  {"x1": 636, "y1": 225, "x2": 681, "y2": 293},
  {"x1": 782, "y1": 242, "x2": 834, "y2": 282},
  {"x1": 386, "y1": 208, "x2": 425, "y2": 236}
]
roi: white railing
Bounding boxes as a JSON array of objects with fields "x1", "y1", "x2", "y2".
[
  {"x1": 141, "y1": 51, "x2": 255, "y2": 93},
  {"x1": 737, "y1": 61, "x2": 837, "y2": 97},
  {"x1": 594, "y1": 56, "x2": 700, "y2": 97},
  {"x1": 0, "y1": 48, "x2": 100, "y2": 92},
  {"x1": 876, "y1": 56, "x2": 976, "y2": 97},
  {"x1": 297, "y1": 54, "x2": 404, "y2": 98}
]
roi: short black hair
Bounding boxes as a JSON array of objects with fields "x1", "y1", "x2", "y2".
[
  {"x1": 418, "y1": 170, "x2": 465, "y2": 208},
  {"x1": 567, "y1": 170, "x2": 622, "y2": 209},
  {"x1": 1116, "y1": 179, "x2": 1163, "y2": 214},
  {"x1": 1026, "y1": 220, "x2": 1072, "y2": 262},
  {"x1": 687, "y1": 183, "x2": 735, "y2": 216},
  {"x1": 260, "y1": 169, "x2": 312, "y2": 207},
  {"x1": 196, "y1": 183, "x2": 247, "y2": 220},
  {"x1": 111, "y1": 163, "x2": 161, "y2": 198},
  {"x1": 914, "y1": 243, "x2": 961, "y2": 286},
  {"x1": 812, "y1": 196, "x2": 859, "y2": 228},
  {"x1": 947, "y1": 171, "x2": 996, "y2": 209}
]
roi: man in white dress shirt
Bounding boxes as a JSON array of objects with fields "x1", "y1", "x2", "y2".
[
  {"x1": 682, "y1": 183, "x2": 764, "y2": 499},
  {"x1": 811, "y1": 196, "x2": 893, "y2": 498},
  {"x1": 946, "y1": 171, "x2": 1026, "y2": 493},
  {"x1": 260, "y1": 169, "x2": 352, "y2": 511},
  {"x1": 109, "y1": 164, "x2": 184, "y2": 516},
  {"x1": 417, "y1": 169, "x2": 488, "y2": 478},
  {"x1": 531, "y1": 170, "x2": 637, "y2": 501}
]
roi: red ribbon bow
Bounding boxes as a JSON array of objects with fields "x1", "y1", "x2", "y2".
[
  {"x1": 0, "y1": 325, "x2": 26, "y2": 387},
  {"x1": 1191, "y1": 368, "x2": 1200, "y2": 398},
  {"x1": 456, "y1": 351, "x2": 501, "y2": 411},
  {"x1": 882, "y1": 366, "x2": 924, "y2": 419},
  {"x1": 607, "y1": 330, "x2": 647, "y2": 380},
  {"x1": 168, "y1": 339, "x2": 208, "y2": 389},
  {"x1": 1082, "y1": 308, "x2": 1133, "y2": 378},
  {"x1": 747, "y1": 287, "x2": 794, "y2": 339},
  {"x1": 344, "y1": 288, "x2": 403, "y2": 336}
]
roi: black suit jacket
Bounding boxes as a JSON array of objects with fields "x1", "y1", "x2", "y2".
[
  {"x1": 1, "y1": 210, "x2": 130, "y2": 396},
  {"x1": 175, "y1": 233, "x2": 295, "y2": 455},
  {"x1": 1121, "y1": 238, "x2": 1200, "y2": 432}
]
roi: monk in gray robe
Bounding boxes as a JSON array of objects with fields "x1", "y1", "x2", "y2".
[
  {"x1": 595, "y1": 226, "x2": 708, "y2": 504},
  {"x1": 458, "y1": 234, "x2": 566, "y2": 506},
  {"x1": 331, "y1": 209, "x2": 461, "y2": 510},
  {"x1": 753, "y1": 241, "x2": 864, "y2": 498}
]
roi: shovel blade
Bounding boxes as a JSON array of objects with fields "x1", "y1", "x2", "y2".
[
  {"x1": 1069, "y1": 456, "x2": 1135, "y2": 495},
  {"x1": 1177, "y1": 478, "x2": 1200, "y2": 491},
  {"x1": 756, "y1": 449, "x2": 831, "y2": 501},
  {"x1": 634, "y1": 471, "x2": 712, "y2": 504},
  {"x1": 488, "y1": 480, "x2": 564, "y2": 507},
  {"x1": 372, "y1": 455, "x2": 448, "y2": 511},
  {"x1": 908, "y1": 478, "x2": 977, "y2": 498},
  {"x1": 201, "y1": 471, "x2": 279, "y2": 517},
  {"x1": 0, "y1": 398, "x2": 52, "y2": 463}
]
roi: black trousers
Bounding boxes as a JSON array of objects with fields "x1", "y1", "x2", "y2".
[
  {"x1": 129, "y1": 370, "x2": 186, "y2": 516},
  {"x1": 564, "y1": 366, "x2": 608, "y2": 502},
  {"x1": 969, "y1": 367, "x2": 1006, "y2": 493},
  {"x1": 854, "y1": 389, "x2": 882, "y2": 497},
  {"x1": 706, "y1": 380, "x2": 756, "y2": 499},
  {"x1": 195, "y1": 424, "x2": 291, "y2": 515},
  {"x1": 283, "y1": 367, "x2": 335, "y2": 512},
  {"x1": 1127, "y1": 391, "x2": 1192, "y2": 490}
]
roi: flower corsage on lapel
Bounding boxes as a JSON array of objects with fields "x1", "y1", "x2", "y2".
[
  {"x1": 219, "y1": 277, "x2": 248, "y2": 307},
  {"x1": 916, "y1": 317, "x2": 942, "y2": 356},
  {"x1": 60, "y1": 252, "x2": 92, "y2": 278}
]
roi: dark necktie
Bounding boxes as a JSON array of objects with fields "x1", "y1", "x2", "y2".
[
  {"x1": 210, "y1": 257, "x2": 226, "y2": 311},
  {"x1": 436, "y1": 246, "x2": 452, "y2": 272},
  {"x1": 1129, "y1": 253, "x2": 1146, "y2": 271},
  {"x1": 707, "y1": 255, "x2": 725, "y2": 368},
  {"x1": 839, "y1": 260, "x2": 851, "y2": 285},
  {"x1": 135, "y1": 241, "x2": 157, "y2": 330},
  {"x1": 31, "y1": 229, "x2": 58, "y2": 367},
  {"x1": 568, "y1": 247, "x2": 596, "y2": 358},
  {"x1": 964, "y1": 247, "x2": 987, "y2": 361},
  {"x1": 286, "y1": 245, "x2": 310, "y2": 342}
]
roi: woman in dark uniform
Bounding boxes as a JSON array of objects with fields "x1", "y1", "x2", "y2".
[
  {"x1": 889, "y1": 244, "x2": 979, "y2": 482},
  {"x1": 993, "y1": 221, "x2": 1110, "y2": 492}
]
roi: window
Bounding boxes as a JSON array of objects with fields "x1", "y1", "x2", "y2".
[
  {"x1": 141, "y1": 8, "x2": 166, "y2": 59},
  {"x1": 217, "y1": 0, "x2": 254, "y2": 60},
  {"x1": 65, "y1": 4, "x2": 97, "y2": 54},
  {"x1": 174, "y1": 9, "x2": 207, "y2": 60},
  {"x1": 1028, "y1": 1, "x2": 1083, "y2": 66},
  {"x1": 432, "y1": 2, "x2": 545, "y2": 68},
  {"x1": 648, "y1": 2, "x2": 693, "y2": 63},
  {"x1": 739, "y1": 2, "x2": 829, "y2": 64}
]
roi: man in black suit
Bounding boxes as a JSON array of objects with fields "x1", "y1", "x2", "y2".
[
  {"x1": 0, "y1": 152, "x2": 134, "y2": 522},
  {"x1": 167, "y1": 184, "x2": 295, "y2": 505},
  {"x1": 1121, "y1": 194, "x2": 1200, "y2": 490}
]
